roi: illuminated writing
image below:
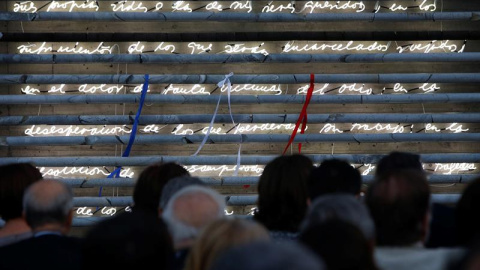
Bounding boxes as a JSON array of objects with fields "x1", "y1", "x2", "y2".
[
  {"x1": 262, "y1": 2, "x2": 295, "y2": 13},
  {"x1": 111, "y1": 0, "x2": 148, "y2": 12},
  {"x1": 221, "y1": 84, "x2": 283, "y2": 95},
  {"x1": 397, "y1": 40, "x2": 465, "y2": 53},
  {"x1": 434, "y1": 163, "x2": 477, "y2": 175},
  {"x1": 21, "y1": 85, "x2": 41, "y2": 95},
  {"x1": 17, "y1": 42, "x2": 53, "y2": 54},
  {"x1": 128, "y1": 41, "x2": 145, "y2": 54},
  {"x1": 39, "y1": 166, "x2": 135, "y2": 178},
  {"x1": 185, "y1": 165, "x2": 264, "y2": 176},
  {"x1": 350, "y1": 123, "x2": 405, "y2": 133},
  {"x1": 25, "y1": 125, "x2": 131, "y2": 137},
  {"x1": 361, "y1": 164, "x2": 375, "y2": 175},
  {"x1": 234, "y1": 124, "x2": 296, "y2": 134},
  {"x1": 298, "y1": 1, "x2": 366, "y2": 13},
  {"x1": 230, "y1": 1, "x2": 252, "y2": 13},
  {"x1": 76, "y1": 207, "x2": 93, "y2": 216},
  {"x1": 206, "y1": 1, "x2": 223, "y2": 11},
  {"x1": 163, "y1": 84, "x2": 210, "y2": 95},
  {"x1": 188, "y1": 42, "x2": 213, "y2": 54},
  {"x1": 57, "y1": 42, "x2": 114, "y2": 54},
  {"x1": 172, "y1": 1, "x2": 192, "y2": 12},
  {"x1": 154, "y1": 42, "x2": 176, "y2": 53},
  {"x1": 47, "y1": 0, "x2": 99, "y2": 12},
  {"x1": 283, "y1": 40, "x2": 389, "y2": 53},
  {"x1": 224, "y1": 43, "x2": 269, "y2": 55},
  {"x1": 319, "y1": 124, "x2": 343, "y2": 134},
  {"x1": 13, "y1": 1, "x2": 37, "y2": 13},
  {"x1": 101, "y1": 207, "x2": 117, "y2": 216}
]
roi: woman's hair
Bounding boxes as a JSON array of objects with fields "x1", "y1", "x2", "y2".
[
  {"x1": 184, "y1": 219, "x2": 270, "y2": 270},
  {"x1": 0, "y1": 163, "x2": 42, "y2": 221},
  {"x1": 254, "y1": 155, "x2": 313, "y2": 232},
  {"x1": 133, "y1": 162, "x2": 189, "y2": 213}
]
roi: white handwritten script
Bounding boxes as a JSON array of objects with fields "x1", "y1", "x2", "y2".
[
  {"x1": 16, "y1": 40, "x2": 466, "y2": 55},
  {"x1": 39, "y1": 166, "x2": 135, "y2": 178},
  {"x1": 185, "y1": 165, "x2": 264, "y2": 176},
  {"x1": 12, "y1": 1, "x2": 437, "y2": 13}
]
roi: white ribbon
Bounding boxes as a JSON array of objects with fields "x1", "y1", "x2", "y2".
[
  {"x1": 233, "y1": 140, "x2": 242, "y2": 177},
  {"x1": 192, "y1": 72, "x2": 234, "y2": 156},
  {"x1": 218, "y1": 72, "x2": 235, "y2": 126}
]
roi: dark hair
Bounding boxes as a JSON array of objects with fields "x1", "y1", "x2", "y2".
[
  {"x1": 133, "y1": 162, "x2": 189, "y2": 213},
  {"x1": 308, "y1": 159, "x2": 362, "y2": 199},
  {"x1": 210, "y1": 242, "x2": 324, "y2": 270},
  {"x1": 366, "y1": 170, "x2": 430, "y2": 246},
  {"x1": 0, "y1": 163, "x2": 42, "y2": 221},
  {"x1": 254, "y1": 155, "x2": 313, "y2": 232},
  {"x1": 300, "y1": 219, "x2": 378, "y2": 270},
  {"x1": 82, "y1": 210, "x2": 174, "y2": 269},
  {"x1": 375, "y1": 151, "x2": 423, "y2": 177},
  {"x1": 456, "y1": 177, "x2": 480, "y2": 247}
]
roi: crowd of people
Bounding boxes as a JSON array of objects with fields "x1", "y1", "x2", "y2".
[{"x1": 0, "y1": 152, "x2": 479, "y2": 270}]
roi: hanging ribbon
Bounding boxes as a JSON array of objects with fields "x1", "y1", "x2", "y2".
[
  {"x1": 282, "y1": 73, "x2": 315, "y2": 155},
  {"x1": 98, "y1": 74, "x2": 150, "y2": 197},
  {"x1": 193, "y1": 72, "x2": 234, "y2": 156}
]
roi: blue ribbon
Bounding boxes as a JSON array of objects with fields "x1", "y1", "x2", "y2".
[{"x1": 98, "y1": 74, "x2": 150, "y2": 197}]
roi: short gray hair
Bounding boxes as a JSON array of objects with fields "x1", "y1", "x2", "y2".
[
  {"x1": 159, "y1": 176, "x2": 205, "y2": 210},
  {"x1": 23, "y1": 180, "x2": 73, "y2": 229},
  {"x1": 162, "y1": 185, "x2": 225, "y2": 245},
  {"x1": 301, "y1": 194, "x2": 375, "y2": 241}
]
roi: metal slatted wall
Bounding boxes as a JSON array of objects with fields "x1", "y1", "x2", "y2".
[{"x1": 0, "y1": 1, "x2": 479, "y2": 230}]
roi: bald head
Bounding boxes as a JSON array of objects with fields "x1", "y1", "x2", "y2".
[
  {"x1": 173, "y1": 192, "x2": 220, "y2": 228},
  {"x1": 23, "y1": 180, "x2": 73, "y2": 231},
  {"x1": 162, "y1": 186, "x2": 225, "y2": 247}
]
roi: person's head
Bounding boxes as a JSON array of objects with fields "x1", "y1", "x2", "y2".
[
  {"x1": 210, "y1": 241, "x2": 325, "y2": 270},
  {"x1": 162, "y1": 185, "x2": 225, "y2": 249},
  {"x1": 456, "y1": 177, "x2": 480, "y2": 247},
  {"x1": 375, "y1": 151, "x2": 423, "y2": 177},
  {"x1": 23, "y1": 179, "x2": 74, "y2": 234},
  {"x1": 133, "y1": 162, "x2": 189, "y2": 213},
  {"x1": 366, "y1": 170, "x2": 430, "y2": 246},
  {"x1": 82, "y1": 210, "x2": 174, "y2": 269},
  {"x1": 254, "y1": 155, "x2": 313, "y2": 232},
  {"x1": 308, "y1": 159, "x2": 362, "y2": 199},
  {"x1": 0, "y1": 163, "x2": 42, "y2": 222},
  {"x1": 300, "y1": 219, "x2": 378, "y2": 270},
  {"x1": 185, "y1": 219, "x2": 270, "y2": 270},
  {"x1": 301, "y1": 194, "x2": 375, "y2": 243},
  {"x1": 159, "y1": 176, "x2": 205, "y2": 210}
]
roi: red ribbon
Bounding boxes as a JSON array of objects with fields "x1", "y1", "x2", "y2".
[{"x1": 282, "y1": 73, "x2": 315, "y2": 155}]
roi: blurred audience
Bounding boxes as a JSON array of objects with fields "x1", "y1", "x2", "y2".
[
  {"x1": 0, "y1": 163, "x2": 42, "y2": 247},
  {"x1": 159, "y1": 176, "x2": 205, "y2": 211},
  {"x1": 82, "y1": 209, "x2": 174, "y2": 269},
  {"x1": 308, "y1": 159, "x2": 362, "y2": 199},
  {"x1": 0, "y1": 153, "x2": 477, "y2": 270},
  {"x1": 456, "y1": 177, "x2": 480, "y2": 247},
  {"x1": 209, "y1": 241, "x2": 325, "y2": 270},
  {"x1": 133, "y1": 162, "x2": 189, "y2": 214},
  {"x1": 367, "y1": 170, "x2": 463, "y2": 270},
  {"x1": 301, "y1": 194, "x2": 375, "y2": 244},
  {"x1": 300, "y1": 219, "x2": 378, "y2": 270},
  {"x1": 254, "y1": 155, "x2": 313, "y2": 241},
  {"x1": 162, "y1": 185, "x2": 225, "y2": 270},
  {"x1": 185, "y1": 219, "x2": 270, "y2": 270},
  {"x1": 0, "y1": 180, "x2": 80, "y2": 270},
  {"x1": 375, "y1": 151, "x2": 458, "y2": 248}
]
